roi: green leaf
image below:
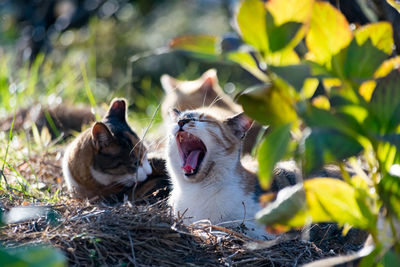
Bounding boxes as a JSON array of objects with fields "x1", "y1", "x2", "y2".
[
  {"x1": 302, "y1": 178, "x2": 372, "y2": 228},
  {"x1": 269, "y1": 64, "x2": 311, "y2": 92},
  {"x1": 387, "y1": 0, "x2": 400, "y2": 13},
  {"x1": 378, "y1": 173, "x2": 400, "y2": 221},
  {"x1": 377, "y1": 134, "x2": 400, "y2": 149},
  {"x1": 265, "y1": 11, "x2": 302, "y2": 52},
  {"x1": 256, "y1": 184, "x2": 306, "y2": 225},
  {"x1": 266, "y1": 0, "x2": 313, "y2": 51},
  {"x1": 258, "y1": 123, "x2": 292, "y2": 189},
  {"x1": 299, "y1": 105, "x2": 365, "y2": 138},
  {"x1": 305, "y1": 2, "x2": 352, "y2": 65},
  {"x1": 0, "y1": 245, "x2": 66, "y2": 267},
  {"x1": 169, "y1": 35, "x2": 220, "y2": 59},
  {"x1": 354, "y1": 22, "x2": 394, "y2": 55},
  {"x1": 376, "y1": 140, "x2": 400, "y2": 172},
  {"x1": 266, "y1": 0, "x2": 314, "y2": 25},
  {"x1": 268, "y1": 22, "x2": 302, "y2": 52},
  {"x1": 258, "y1": 178, "x2": 372, "y2": 229},
  {"x1": 379, "y1": 249, "x2": 400, "y2": 267},
  {"x1": 367, "y1": 70, "x2": 400, "y2": 134},
  {"x1": 304, "y1": 128, "x2": 363, "y2": 174},
  {"x1": 225, "y1": 51, "x2": 269, "y2": 82},
  {"x1": 236, "y1": 0, "x2": 268, "y2": 52},
  {"x1": 237, "y1": 84, "x2": 297, "y2": 126},
  {"x1": 375, "y1": 56, "x2": 400, "y2": 78},
  {"x1": 265, "y1": 49, "x2": 300, "y2": 66},
  {"x1": 344, "y1": 39, "x2": 389, "y2": 81}
]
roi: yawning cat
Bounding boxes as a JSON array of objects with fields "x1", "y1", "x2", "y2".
[
  {"x1": 166, "y1": 107, "x2": 270, "y2": 239},
  {"x1": 161, "y1": 69, "x2": 260, "y2": 154},
  {"x1": 62, "y1": 98, "x2": 152, "y2": 199}
]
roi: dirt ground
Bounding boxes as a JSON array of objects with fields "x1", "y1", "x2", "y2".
[{"x1": 0, "y1": 145, "x2": 367, "y2": 266}]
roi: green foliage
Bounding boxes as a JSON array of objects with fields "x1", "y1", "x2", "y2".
[
  {"x1": 0, "y1": 245, "x2": 66, "y2": 267},
  {"x1": 169, "y1": 0, "x2": 400, "y2": 260},
  {"x1": 378, "y1": 173, "x2": 400, "y2": 221},
  {"x1": 387, "y1": 0, "x2": 400, "y2": 13},
  {"x1": 169, "y1": 35, "x2": 221, "y2": 60},
  {"x1": 238, "y1": 84, "x2": 297, "y2": 126},
  {"x1": 257, "y1": 178, "x2": 375, "y2": 229},
  {"x1": 256, "y1": 184, "x2": 305, "y2": 225},
  {"x1": 236, "y1": 0, "x2": 269, "y2": 53},
  {"x1": 257, "y1": 123, "x2": 292, "y2": 189},
  {"x1": 304, "y1": 129, "x2": 363, "y2": 174},
  {"x1": 305, "y1": 2, "x2": 352, "y2": 66}
]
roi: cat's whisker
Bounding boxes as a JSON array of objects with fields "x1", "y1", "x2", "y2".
[
  {"x1": 148, "y1": 136, "x2": 168, "y2": 149},
  {"x1": 208, "y1": 96, "x2": 223, "y2": 109},
  {"x1": 131, "y1": 102, "x2": 161, "y2": 154},
  {"x1": 202, "y1": 90, "x2": 208, "y2": 108}
]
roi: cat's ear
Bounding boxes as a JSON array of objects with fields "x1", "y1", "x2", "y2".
[
  {"x1": 168, "y1": 108, "x2": 181, "y2": 121},
  {"x1": 200, "y1": 69, "x2": 218, "y2": 91},
  {"x1": 160, "y1": 75, "x2": 178, "y2": 93},
  {"x1": 92, "y1": 122, "x2": 113, "y2": 149},
  {"x1": 107, "y1": 98, "x2": 127, "y2": 121},
  {"x1": 224, "y1": 113, "x2": 253, "y2": 139}
]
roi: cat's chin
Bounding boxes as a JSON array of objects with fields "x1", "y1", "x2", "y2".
[{"x1": 181, "y1": 171, "x2": 206, "y2": 183}]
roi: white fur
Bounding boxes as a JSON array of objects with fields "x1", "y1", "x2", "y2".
[
  {"x1": 90, "y1": 166, "x2": 147, "y2": 186},
  {"x1": 166, "y1": 116, "x2": 268, "y2": 239},
  {"x1": 137, "y1": 157, "x2": 152, "y2": 182},
  {"x1": 62, "y1": 137, "x2": 80, "y2": 192}
]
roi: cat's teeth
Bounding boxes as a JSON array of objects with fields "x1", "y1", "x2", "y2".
[{"x1": 179, "y1": 136, "x2": 183, "y2": 142}]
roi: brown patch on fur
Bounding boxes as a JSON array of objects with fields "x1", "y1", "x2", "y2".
[
  {"x1": 63, "y1": 99, "x2": 148, "y2": 199},
  {"x1": 200, "y1": 161, "x2": 216, "y2": 181},
  {"x1": 65, "y1": 129, "x2": 126, "y2": 198},
  {"x1": 161, "y1": 69, "x2": 242, "y2": 119}
]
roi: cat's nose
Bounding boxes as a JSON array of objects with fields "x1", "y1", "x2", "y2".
[{"x1": 178, "y1": 119, "x2": 190, "y2": 129}]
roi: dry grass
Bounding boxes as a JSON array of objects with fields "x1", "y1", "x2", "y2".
[
  {"x1": 0, "y1": 137, "x2": 365, "y2": 266},
  {"x1": 1, "y1": 198, "x2": 331, "y2": 266}
]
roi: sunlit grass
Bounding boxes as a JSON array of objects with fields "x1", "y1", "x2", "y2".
[{"x1": 0, "y1": 49, "x2": 99, "y2": 203}]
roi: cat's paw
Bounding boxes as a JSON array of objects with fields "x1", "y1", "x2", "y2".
[{"x1": 137, "y1": 157, "x2": 152, "y2": 182}]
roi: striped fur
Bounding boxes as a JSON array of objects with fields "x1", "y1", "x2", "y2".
[{"x1": 62, "y1": 99, "x2": 152, "y2": 199}]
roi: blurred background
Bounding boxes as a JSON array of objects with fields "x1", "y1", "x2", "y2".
[
  {"x1": 0, "y1": 0, "x2": 257, "y2": 127},
  {"x1": 0, "y1": 0, "x2": 398, "y2": 127}
]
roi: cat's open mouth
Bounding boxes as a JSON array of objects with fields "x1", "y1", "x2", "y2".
[{"x1": 176, "y1": 131, "x2": 207, "y2": 176}]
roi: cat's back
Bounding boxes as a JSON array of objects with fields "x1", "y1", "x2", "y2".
[{"x1": 62, "y1": 128, "x2": 108, "y2": 197}]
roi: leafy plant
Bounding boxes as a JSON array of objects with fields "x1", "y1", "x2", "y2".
[
  {"x1": 169, "y1": 0, "x2": 400, "y2": 264},
  {"x1": 0, "y1": 245, "x2": 66, "y2": 267}
]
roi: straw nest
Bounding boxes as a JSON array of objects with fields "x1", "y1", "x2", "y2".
[
  {"x1": 0, "y1": 148, "x2": 367, "y2": 266},
  {"x1": 1, "y1": 198, "x2": 334, "y2": 266}
]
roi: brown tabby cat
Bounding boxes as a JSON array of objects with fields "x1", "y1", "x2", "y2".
[
  {"x1": 161, "y1": 69, "x2": 260, "y2": 154},
  {"x1": 62, "y1": 98, "x2": 152, "y2": 199}
]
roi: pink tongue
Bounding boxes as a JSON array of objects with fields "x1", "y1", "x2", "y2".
[{"x1": 182, "y1": 150, "x2": 202, "y2": 173}]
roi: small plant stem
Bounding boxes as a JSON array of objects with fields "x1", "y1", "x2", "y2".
[
  {"x1": 389, "y1": 215, "x2": 400, "y2": 250},
  {"x1": 0, "y1": 170, "x2": 18, "y2": 199},
  {"x1": 338, "y1": 162, "x2": 352, "y2": 184},
  {"x1": 80, "y1": 61, "x2": 100, "y2": 121}
]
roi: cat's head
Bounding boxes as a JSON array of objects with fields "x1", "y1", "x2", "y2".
[
  {"x1": 160, "y1": 69, "x2": 241, "y2": 120},
  {"x1": 91, "y1": 98, "x2": 151, "y2": 185},
  {"x1": 167, "y1": 108, "x2": 252, "y2": 183}
]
